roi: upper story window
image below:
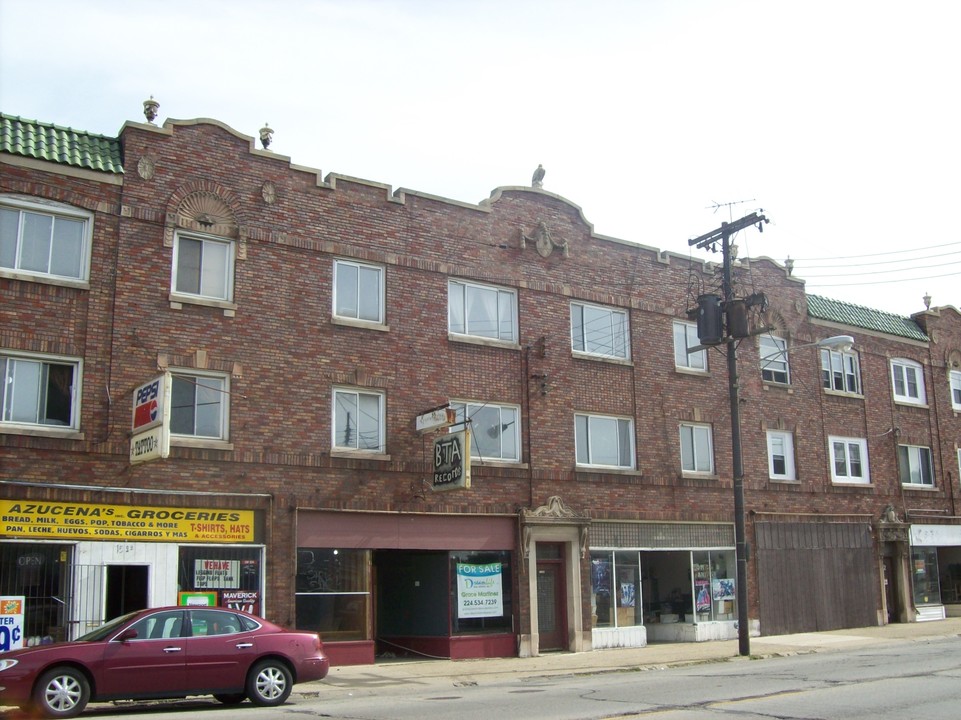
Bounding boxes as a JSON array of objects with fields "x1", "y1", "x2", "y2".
[
  {"x1": 171, "y1": 231, "x2": 235, "y2": 302},
  {"x1": 170, "y1": 371, "x2": 228, "y2": 440},
  {"x1": 575, "y1": 413, "x2": 634, "y2": 469},
  {"x1": 821, "y1": 348, "x2": 861, "y2": 395},
  {"x1": 448, "y1": 279, "x2": 517, "y2": 343},
  {"x1": 333, "y1": 259, "x2": 384, "y2": 324},
  {"x1": 828, "y1": 435, "x2": 870, "y2": 484},
  {"x1": 949, "y1": 370, "x2": 961, "y2": 411},
  {"x1": 679, "y1": 422, "x2": 714, "y2": 475},
  {"x1": 673, "y1": 321, "x2": 707, "y2": 372},
  {"x1": 766, "y1": 430, "x2": 796, "y2": 481},
  {"x1": 1, "y1": 197, "x2": 92, "y2": 282},
  {"x1": 1, "y1": 351, "x2": 81, "y2": 431},
  {"x1": 890, "y1": 358, "x2": 925, "y2": 405},
  {"x1": 760, "y1": 335, "x2": 789, "y2": 384},
  {"x1": 898, "y1": 444, "x2": 934, "y2": 487},
  {"x1": 333, "y1": 387, "x2": 385, "y2": 453},
  {"x1": 571, "y1": 302, "x2": 629, "y2": 359},
  {"x1": 451, "y1": 401, "x2": 520, "y2": 462}
]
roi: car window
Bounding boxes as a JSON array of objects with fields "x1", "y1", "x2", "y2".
[
  {"x1": 188, "y1": 609, "x2": 244, "y2": 636},
  {"x1": 126, "y1": 611, "x2": 184, "y2": 640}
]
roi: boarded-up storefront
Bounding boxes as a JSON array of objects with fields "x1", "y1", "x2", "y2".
[{"x1": 756, "y1": 521, "x2": 877, "y2": 635}]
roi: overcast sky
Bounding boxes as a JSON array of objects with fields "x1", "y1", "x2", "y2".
[{"x1": 2, "y1": 0, "x2": 958, "y2": 317}]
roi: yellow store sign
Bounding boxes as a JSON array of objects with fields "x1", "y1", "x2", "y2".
[{"x1": 0, "y1": 500, "x2": 255, "y2": 543}]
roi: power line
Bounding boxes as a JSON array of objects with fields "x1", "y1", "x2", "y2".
[
  {"x1": 786, "y1": 240, "x2": 961, "y2": 261},
  {"x1": 804, "y1": 270, "x2": 961, "y2": 287},
  {"x1": 799, "y1": 260, "x2": 961, "y2": 278},
  {"x1": 795, "y1": 249, "x2": 961, "y2": 269}
]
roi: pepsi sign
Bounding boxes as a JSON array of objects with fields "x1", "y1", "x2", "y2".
[{"x1": 132, "y1": 376, "x2": 166, "y2": 432}]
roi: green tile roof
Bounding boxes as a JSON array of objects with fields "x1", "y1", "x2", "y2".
[
  {"x1": 0, "y1": 113, "x2": 123, "y2": 174},
  {"x1": 807, "y1": 294, "x2": 928, "y2": 342}
]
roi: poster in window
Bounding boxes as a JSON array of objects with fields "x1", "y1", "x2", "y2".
[
  {"x1": 456, "y1": 563, "x2": 503, "y2": 618},
  {"x1": 695, "y1": 580, "x2": 711, "y2": 612},
  {"x1": 712, "y1": 578, "x2": 735, "y2": 600}
]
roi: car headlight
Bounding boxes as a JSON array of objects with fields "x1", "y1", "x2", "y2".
[{"x1": 0, "y1": 659, "x2": 19, "y2": 672}]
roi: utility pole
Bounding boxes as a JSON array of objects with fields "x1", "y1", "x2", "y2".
[{"x1": 688, "y1": 211, "x2": 768, "y2": 657}]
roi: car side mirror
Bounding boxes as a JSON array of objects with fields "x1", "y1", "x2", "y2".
[{"x1": 118, "y1": 628, "x2": 138, "y2": 642}]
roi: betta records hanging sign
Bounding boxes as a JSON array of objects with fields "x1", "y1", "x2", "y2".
[{"x1": 432, "y1": 431, "x2": 471, "y2": 491}]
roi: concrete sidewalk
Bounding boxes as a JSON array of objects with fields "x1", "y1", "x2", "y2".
[{"x1": 315, "y1": 617, "x2": 961, "y2": 696}]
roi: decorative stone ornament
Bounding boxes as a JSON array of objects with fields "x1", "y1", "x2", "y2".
[
  {"x1": 521, "y1": 220, "x2": 569, "y2": 258},
  {"x1": 137, "y1": 156, "x2": 156, "y2": 180},
  {"x1": 143, "y1": 96, "x2": 159, "y2": 124},
  {"x1": 259, "y1": 123, "x2": 273, "y2": 149},
  {"x1": 261, "y1": 181, "x2": 277, "y2": 205}
]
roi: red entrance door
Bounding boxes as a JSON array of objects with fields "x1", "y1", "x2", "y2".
[{"x1": 536, "y1": 543, "x2": 567, "y2": 651}]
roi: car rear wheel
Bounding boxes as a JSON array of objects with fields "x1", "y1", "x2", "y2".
[
  {"x1": 214, "y1": 692, "x2": 246, "y2": 704},
  {"x1": 246, "y1": 659, "x2": 292, "y2": 706},
  {"x1": 33, "y1": 666, "x2": 90, "y2": 719}
]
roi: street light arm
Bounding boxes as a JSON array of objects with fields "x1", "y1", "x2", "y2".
[{"x1": 759, "y1": 335, "x2": 855, "y2": 362}]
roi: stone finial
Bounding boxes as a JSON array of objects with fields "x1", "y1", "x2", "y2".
[
  {"x1": 143, "y1": 96, "x2": 159, "y2": 124},
  {"x1": 784, "y1": 256, "x2": 794, "y2": 276},
  {"x1": 531, "y1": 164, "x2": 545, "y2": 188},
  {"x1": 923, "y1": 292, "x2": 931, "y2": 310},
  {"x1": 259, "y1": 122, "x2": 274, "y2": 149}
]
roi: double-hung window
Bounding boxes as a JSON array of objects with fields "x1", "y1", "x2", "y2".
[
  {"x1": 1, "y1": 197, "x2": 92, "y2": 282},
  {"x1": 333, "y1": 259, "x2": 384, "y2": 324},
  {"x1": 898, "y1": 445, "x2": 934, "y2": 487},
  {"x1": 448, "y1": 279, "x2": 517, "y2": 343},
  {"x1": 575, "y1": 413, "x2": 634, "y2": 469},
  {"x1": 172, "y1": 231, "x2": 235, "y2": 301},
  {"x1": 171, "y1": 371, "x2": 228, "y2": 440},
  {"x1": 673, "y1": 321, "x2": 707, "y2": 372},
  {"x1": 333, "y1": 388, "x2": 385, "y2": 453},
  {"x1": 0, "y1": 351, "x2": 81, "y2": 430},
  {"x1": 451, "y1": 401, "x2": 520, "y2": 462},
  {"x1": 949, "y1": 370, "x2": 961, "y2": 411},
  {"x1": 679, "y1": 423, "x2": 714, "y2": 474},
  {"x1": 821, "y1": 348, "x2": 861, "y2": 394},
  {"x1": 760, "y1": 335, "x2": 789, "y2": 384},
  {"x1": 828, "y1": 436, "x2": 869, "y2": 483},
  {"x1": 571, "y1": 302, "x2": 629, "y2": 359},
  {"x1": 766, "y1": 430, "x2": 796, "y2": 480},
  {"x1": 891, "y1": 359, "x2": 925, "y2": 405}
]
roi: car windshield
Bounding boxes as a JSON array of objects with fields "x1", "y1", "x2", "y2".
[{"x1": 76, "y1": 611, "x2": 141, "y2": 641}]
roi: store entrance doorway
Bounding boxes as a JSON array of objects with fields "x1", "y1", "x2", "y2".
[
  {"x1": 536, "y1": 543, "x2": 567, "y2": 651},
  {"x1": 105, "y1": 565, "x2": 148, "y2": 620}
]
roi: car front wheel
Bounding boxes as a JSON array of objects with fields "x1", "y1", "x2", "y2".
[
  {"x1": 246, "y1": 659, "x2": 293, "y2": 706},
  {"x1": 33, "y1": 666, "x2": 90, "y2": 719}
]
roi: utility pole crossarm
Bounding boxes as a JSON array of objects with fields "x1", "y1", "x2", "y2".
[{"x1": 688, "y1": 212, "x2": 768, "y2": 250}]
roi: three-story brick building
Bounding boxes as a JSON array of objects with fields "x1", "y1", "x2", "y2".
[{"x1": 2, "y1": 108, "x2": 959, "y2": 664}]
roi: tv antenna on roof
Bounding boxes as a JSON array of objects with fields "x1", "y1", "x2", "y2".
[{"x1": 706, "y1": 198, "x2": 757, "y2": 223}]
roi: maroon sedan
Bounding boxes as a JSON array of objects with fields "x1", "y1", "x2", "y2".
[{"x1": 0, "y1": 606, "x2": 329, "y2": 718}]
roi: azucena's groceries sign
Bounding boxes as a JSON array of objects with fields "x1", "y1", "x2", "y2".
[{"x1": 1, "y1": 500, "x2": 255, "y2": 543}]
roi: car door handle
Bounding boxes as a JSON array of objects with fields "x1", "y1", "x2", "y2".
[
  {"x1": 235, "y1": 642, "x2": 253, "y2": 649},
  {"x1": 163, "y1": 646, "x2": 183, "y2": 653}
]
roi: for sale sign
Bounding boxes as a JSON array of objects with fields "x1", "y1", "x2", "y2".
[
  {"x1": 0, "y1": 597, "x2": 25, "y2": 652},
  {"x1": 456, "y1": 564, "x2": 503, "y2": 618}
]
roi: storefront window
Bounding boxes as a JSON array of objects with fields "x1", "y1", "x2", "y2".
[
  {"x1": 0, "y1": 543, "x2": 71, "y2": 644},
  {"x1": 177, "y1": 546, "x2": 263, "y2": 614},
  {"x1": 295, "y1": 548, "x2": 370, "y2": 641},
  {"x1": 450, "y1": 551, "x2": 513, "y2": 634},
  {"x1": 911, "y1": 547, "x2": 941, "y2": 606},
  {"x1": 692, "y1": 550, "x2": 736, "y2": 621},
  {"x1": 591, "y1": 551, "x2": 642, "y2": 628}
]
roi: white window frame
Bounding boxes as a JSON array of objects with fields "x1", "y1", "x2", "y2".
[
  {"x1": 760, "y1": 335, "x2": 790, "y2": 384},
  {"x1": 766, "y1": 430, "x2": 796, "y2": 481},
  {"x1": 575, "y1": 413, "x2": 635, "y2": 469},
  {"x1": 828, "y1": 435, "x2": 870, "y2": 484},
  {"x1": 679, "y1": 422, "x2": 714, "y2": 475},
  {"x1": 949, "y1": 369, "x2": 961, "y2": 412},
  {"x1": 170, "y1": 370, "x2": 229, "y2": 441},
  {"x1": 821, "y1": 348, "x2": 861, "y2": 395},
  {"x1": 673, "y1": 320, "x2": 707, "y2": 372},
  {"x1": 333, "y1": 259, "x2": 385, "y2": 324},
  {"x1": 898, "y1": 444, "x2": 934, "y2": 487},
  {"x1": 890, "y1": 358, "x2": 925, "y2": 405},
  {"x1": 171, "y1": 230, "x2": 235, "y2": 302},
  {"x1": 0, "y1": 350, "x2": 82, "y2": 432},
  {"x1": 332, "y1": 387, "x2": 386, "y2": 453},
  {"x1": 448, "y1": 279, "x2": 517, "y2": 343},
  {"x1": 570, "y1": 301, "x2": 630, "y2": 360},
  {"x1": 1, "y1": 196, "x2": 93, "y2": 284},
  {"x1": 450, "y1": 401, "x2": 520, "y2": 463}
]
